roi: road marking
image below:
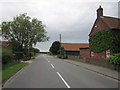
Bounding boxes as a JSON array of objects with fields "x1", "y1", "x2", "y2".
[
  {"x1": 51, "y1": 64, "x2": 55, "y2": 69},
  {"x1": 57, "y1": 72, "x2": 71, "y2": 88}
]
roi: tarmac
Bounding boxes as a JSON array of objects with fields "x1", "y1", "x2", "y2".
[{"x1": 64, "y1": 59, "x2": 119, "y2": 81}]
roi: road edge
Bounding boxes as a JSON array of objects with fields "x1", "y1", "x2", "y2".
[
  {"x1": 2, "y1": 61, "x2": 33, "y2": 88},
  {"x1": 63, "y1": 60, "x2": 119, "y2": 81}
]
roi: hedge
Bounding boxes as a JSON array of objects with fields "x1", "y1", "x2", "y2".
[
  {"x1": 31, "y1": 48, "x2": 40, "y2": 53},
  {"x1": 14, "y1": 52, "x2": 24, "y2": 60},
  {"x1": 2, "y1": 48, "x2": 13, "y2": 64}
]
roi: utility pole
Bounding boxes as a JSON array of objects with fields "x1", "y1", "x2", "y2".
[{"x1": 60, "y1": 34, "x2": 61, "y2": 44}]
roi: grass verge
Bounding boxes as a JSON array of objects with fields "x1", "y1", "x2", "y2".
[
  {"x1": 2, "y1": 62, "x2": 28, "y2": 83},
  {"x1": 2, "y1": 53, "x2": 40, "y2": 83}
]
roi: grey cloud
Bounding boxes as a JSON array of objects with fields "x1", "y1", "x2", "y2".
[{"x1": 0, "y1": 1, "x2": 118, "y2": 52}]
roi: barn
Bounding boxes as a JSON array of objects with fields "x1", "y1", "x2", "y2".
[{"x1": 61, "y1": 43, "x2": 89, "y2": 59}]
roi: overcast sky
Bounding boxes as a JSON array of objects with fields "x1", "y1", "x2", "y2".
[{"x1": 0, "y1": 0, "x2": 119, "y2": 52}]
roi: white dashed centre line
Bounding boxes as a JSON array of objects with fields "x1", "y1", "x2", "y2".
[
  {"x1": 51, "y1": 64, "x2": 55, "y2": 69},
  {"x1": 57, "y1": 72, "x2": 71, "y2": 88}
]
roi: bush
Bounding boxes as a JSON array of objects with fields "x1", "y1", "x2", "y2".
[
  {"x1": 31, "y1": 48, "x2": 40, "y2": 53},
  {"x1": 24, "y1": 52, "x2": 35, "y2": 60},
  {"x1": 33, "y1": 48, "x2": 40, "y2": 53},
  {"x1": 108, "y1": 53, "x2": 120, "y2": 65},
  {"x1": 31, "y1": 52, "x2": 35, "y2": 57},
  {"x1": 2, "y1": 48, "x2": 13, "y2": 64},
  {"x1": 57, "y1": 54, "x2": 62, "y2": 58},
  {"x1": 14, "y1": 52, "x2": 24, "y2": 60}
]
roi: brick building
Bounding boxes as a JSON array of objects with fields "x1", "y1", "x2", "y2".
[
  {"x1": 89, "y1": 6, "x2": 120, "y2": 59},
  {"x1": 61, "y1": 6, "x2": 120, "y2": 61},
  {"x1": 61, "y1": 43, "x2": 89, "y2": 59},
  {"x1": 79, "y1": 47, "x2": 90, "y2": 59},
  {"x1": 0, "y1": 41, "x2": 9, "y2": 48}
]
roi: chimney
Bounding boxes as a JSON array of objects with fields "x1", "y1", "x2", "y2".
[{"x1": 97, "y1": 5, "x2": 103, "y2": 18}]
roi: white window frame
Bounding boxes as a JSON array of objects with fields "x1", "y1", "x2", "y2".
[
  {"x1": 91, "y1": 51, "x2": 94, "y2": 56},
  {"x1": 106, "y1": 50, "x2": 110, "y2": 58}
]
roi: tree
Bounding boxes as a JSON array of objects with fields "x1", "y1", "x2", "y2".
[
  {"x1": 1, "y1": 13, "x2": 49, "y2": 57},
  {"x1": 49, "y1": 41, "x2": 60, "y2": 55},
  {"x1": 60, "y1": 47, "x2": 65, "y2": 56}
]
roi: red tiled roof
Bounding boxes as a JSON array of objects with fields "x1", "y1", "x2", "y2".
[
  {"x1": 89, "y1": 16, "x2": 120, "y2": 36},
  {"x1": 0, "y1": 41, "x2": 7, "y2": 45},
  {"x1": 61, "y1": 43, "x2": 89, "y2": 51},
  {"x1": 102, "y1": 16, "x2": 120, "y2": 29},
  {"x1": 0, "y1": 41, "x2": 9, "y2": 47}
]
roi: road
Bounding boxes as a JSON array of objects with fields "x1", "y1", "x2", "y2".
[{"x1": 3, "y1": 55, "x2": 118, "y2": 88}]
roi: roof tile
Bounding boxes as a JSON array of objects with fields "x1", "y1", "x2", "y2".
[
  {"x1": 61, "y1": 43, "x2": 89, "y2": 51},
  {"x1": 102, "y1": 16, "x2": 120, "y2": 29}
]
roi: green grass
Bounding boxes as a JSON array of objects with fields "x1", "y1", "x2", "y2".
[
  {"x1": 2, "y1": 53, "x2": 40, "y2": 83},
  {"x1": 2, "y1": 62, "x2": 28, "y2": 83},
  {"x1": 2, "y1": 61, "x2": 18, "y2": 70}
]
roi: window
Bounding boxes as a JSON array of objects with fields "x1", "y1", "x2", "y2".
[
  {"x1": 106, "y1": 50, "x2": 110, "y2": 58},
  {"x1": 91, "y1": 51, "x2": 94, "y2": 56}
]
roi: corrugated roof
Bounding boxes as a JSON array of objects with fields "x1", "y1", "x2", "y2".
[{"x1": 61, "y1": 43, "x2": 89, "y2": 51}]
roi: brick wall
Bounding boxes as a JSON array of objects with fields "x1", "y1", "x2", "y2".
[
  {"x1": 79, "y1": 57, "x2": 117, "y2": 70},
  {"x1": 90, "y1": 18, "x2": 110, "y2": 36},
  {"x1": 80, "y1": 49, "x2": 90, "y2": 58},
  {"x1": 67, "y1": 55, "x2": 80, "y2": 60},
  {"x1": 79, "y1": 48, "x2": 107, "y2": 59},
  {"x1": 90, "y1": 51, "x2": 106, "y2": 59}
]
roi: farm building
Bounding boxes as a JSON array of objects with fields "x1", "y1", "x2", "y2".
[{"x1": 61, "y1": 43, "x2": 89, "y2": 59}]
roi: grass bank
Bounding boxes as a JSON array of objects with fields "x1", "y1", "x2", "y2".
[
  {"x1": 2, "y1": 53, "x2": 40, "y2": 83},
  {"x1": 2, "y1": 62, "x2": 28, "y2": 83}
]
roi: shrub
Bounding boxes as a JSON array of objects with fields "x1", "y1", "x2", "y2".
[
  {"x1": 2, "y1": 48, "x2": 13, "y2": 64},
  {"x1": 57, "y1": 54, "x2": 62, "y2": 58},
  {"x1": 31, "y1": 48, "x2": 40, "y2": 53},
  {"x1": 34, "y1": 48, "x2": 40, "y2": 53},
  {"x1": 108, "y1": 53, "x2": 120, "y2": 65},
  {"x1": 31, "y1": 52, "x2": 35, "y2": 57},
  {"x1": 14, "y1": 52, "x2": 24, "y2": 60},
  {"x1": 24, "y1": 52, "x2": 35, "y2": 60}
]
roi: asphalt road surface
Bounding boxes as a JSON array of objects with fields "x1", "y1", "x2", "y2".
[{"x1": 3, "y1": 55, "x2": 118, "y2": 88}]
